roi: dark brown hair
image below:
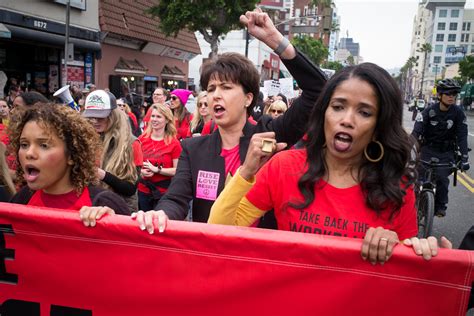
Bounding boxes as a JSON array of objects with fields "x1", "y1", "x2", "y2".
[
  {"x1": 200, "y1": 53, "x2": 260, "y2": 116},
  {"x1": 8, "y1": 103, "x2": 101, "y2": 193}
]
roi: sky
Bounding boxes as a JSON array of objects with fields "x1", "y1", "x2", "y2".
[{"x1": 334, "y1": 0, "x2": 474, "y2": 71}]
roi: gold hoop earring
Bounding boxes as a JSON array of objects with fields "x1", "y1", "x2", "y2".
[{"x1": 364, "y1": 140, "x2": 384, "y2": 163}]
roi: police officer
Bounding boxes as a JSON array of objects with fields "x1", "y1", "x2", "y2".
[{"x1": 412, "y1": 79, "x2": 470, "y2": 217}]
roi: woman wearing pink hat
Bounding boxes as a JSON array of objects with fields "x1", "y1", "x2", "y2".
[{"x1": 169, "y1": 89, "x2": 193, "y2": 140}]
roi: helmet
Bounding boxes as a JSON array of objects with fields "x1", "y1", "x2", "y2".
[{"x1": 436, "y1": 79, "x2": 461, "y2": 94}]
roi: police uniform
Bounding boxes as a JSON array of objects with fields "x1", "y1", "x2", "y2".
[{"x1": 412, "y1": 102, "x2": 469, "y2": 214}]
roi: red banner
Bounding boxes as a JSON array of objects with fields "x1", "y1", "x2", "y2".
[{"x1": 0, "y1": 203, "x2": 472, "y2": 316}]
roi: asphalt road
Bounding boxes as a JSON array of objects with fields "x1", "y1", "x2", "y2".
[{"x1": 402, "y1": 106, "x2": 474, "y2": 248}]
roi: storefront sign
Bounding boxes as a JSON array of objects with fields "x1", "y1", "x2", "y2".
[
  {"x1": 84, "y1": 53, "x2": 92, "y2": 85},
  {"x1": 54, "y1": 0, "x2": 87, "y2": 11},
  {"x1": 0, "y1": 204, "x2": 472, "y2": 315}
]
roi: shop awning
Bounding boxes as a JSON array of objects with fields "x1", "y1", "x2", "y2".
[
  {"x1": 5, "y1": 24, "x2": 100, "y2": 51},
  {"x1": 0, "y1": 23, "x2": 11, "y2": 39},
  {"x1": 114, "y1": 57, "x2": 147, "y2": 75},
  {"x1": 161, "y1": 65, "x2": 185, "y2": 79}
]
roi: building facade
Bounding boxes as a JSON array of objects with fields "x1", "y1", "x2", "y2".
[
  {"x1": 97, "y1": 0, "x2": 200, "y2": 99},
  {"x1": 0, "y1": 0, "x2": 100, "y2": 97}
]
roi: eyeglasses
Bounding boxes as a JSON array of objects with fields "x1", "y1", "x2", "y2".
[
  {"x1": 270, "y1": 109, "x2": 283, "y2": 114},
  {"x1": 199, "y1": 102, "x2": 208, "y2": 108},
  {"x1": 171, "y1": 96, "x2": 178, "y2": 101},
  {"x1": 117, "y1": 103, "x2": 126, "y2": 107}
]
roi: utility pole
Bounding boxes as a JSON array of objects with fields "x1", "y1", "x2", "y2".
[{"x1": 64, "y1": 0, "x2": 70, "y2": 85}]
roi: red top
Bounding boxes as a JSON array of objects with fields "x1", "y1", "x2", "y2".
[
  {"x1": 27, "y1": 187, "x2": 92, "y2": 210},
  {"x1": 137, "y1": 135, "x2": 182, "y2": 194},
  {"x1": 132, "y1": 139, "x2": 143, "y2": 167},
  {"x1": 175, "y1": 114, "x2": 192, "y2": 140},
  {"x1": 128, "y1": 112, "x2": 138, "y2": 130},
  {"x1": 221, "y1": 145, "x2": 240, "y2": 177},
  {"x1": 246, "y1": 149, "x2": 418, "y2": 240}
]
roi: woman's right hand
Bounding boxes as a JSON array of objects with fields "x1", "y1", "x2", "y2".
[
  {"x1": 131, "y1": 210, "x2": 168, "y2": 234},
  {"x1": 239, "y1": 132, "x2": 286, "y2": 181},
  {"x1": 141, "y1": 167, "x2": 154, "y2": 178},
  {"x1": 240, "y1": 8, "x2": 296, "y2": 59}
]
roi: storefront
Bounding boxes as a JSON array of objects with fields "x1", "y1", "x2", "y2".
[{"x1": 0, "y1": 9, "x2": 100, "y2": 97}]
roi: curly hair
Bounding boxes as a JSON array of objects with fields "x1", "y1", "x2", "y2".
[
  {"x1": 100, "y1": 109, "x2": 138, "y2": 183},
  {"x1": 142, "y1": 103, "x2": 177, "y2": 144},
  {"x1": 7, "y1": 103, "x2": 101, "y2": 193},
  {"x1": 291, "y1": 63, "x2": 416, "y2": 219}
]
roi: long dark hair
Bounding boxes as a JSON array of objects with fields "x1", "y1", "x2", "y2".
[{"x1": 291, "y1": 63, "x2": 416, "y2": 218}]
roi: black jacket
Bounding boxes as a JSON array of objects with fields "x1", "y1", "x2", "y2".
[
  {"x1": 412, "y1": 103, "x2": 468, "y2": 159},
  {"x1": 156, "y1": 49, "x2": 327, "y2": 222}
]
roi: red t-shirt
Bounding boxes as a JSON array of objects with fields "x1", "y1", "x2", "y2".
[
  {"x1": 132, "y1": 139, "x2": 143, "y2": 167},
  {"x1": 138, "y1": 135, "x2": 182, "y2": 194},
  {"x1": 221, "y1": 145, "x2": 240, "y2": 176},
  {"x1": 27, "y1": 187, "x2": 92, "y2": 210},
  {"x1": 175, "y1": 114, "x2": 192, "y2": 140},
  {"x1": 246, "y1": 149, "x2": 418, "y2": 240}
]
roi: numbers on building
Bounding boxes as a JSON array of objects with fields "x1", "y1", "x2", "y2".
[{"x1": 33, "y1": 20, "x2": 47, "y2": 29}]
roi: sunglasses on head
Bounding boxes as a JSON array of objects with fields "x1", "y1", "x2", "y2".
[{"x1": 270, "y1": 109, "x2": 283, "y2": 114}]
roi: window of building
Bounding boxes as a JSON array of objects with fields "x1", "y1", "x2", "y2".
[
  {"x1": 471, "y1": 46, "x2": 474, "y2": 53},
  {"x1": 439, "y1": 9, "x2": 447, "y2": 18},
  {"x1": 436, "y1": 34, "x2": 444, "y2": 41},
  {"x1": 438, "y1": 22, "x2": 446, "y2": 30},
  {"x1": 468, "y1": 22, "x2": 472, "y2": 31},
  {"x1": 451, "y1": 9, "x2": 459, "y2": 18},
  {"x1": 449, "y1": 22, "x2": 458, "y2": 31},
  {"x1": 448, "y1": 34, "x2": 456, "y2": 42},
  {"x1": 461, "y1": 34, "x2": 465, "y2": 42},
  {"x1": 435, "y1": 44, "x2": 443, "y2": 52},
  {"x1": 467, "y1": 34, "x2": 470, "y2": 42},
  {"x1": 433, "y1": 56, "x2": 442, "y2": 64}
]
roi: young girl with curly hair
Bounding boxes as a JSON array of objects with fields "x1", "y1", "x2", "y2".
[{"x1": 8, "y1": 103, "x2": 130, "y2": 217}]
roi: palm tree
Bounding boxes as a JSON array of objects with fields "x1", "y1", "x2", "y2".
[{"x1": 417, "y1": 43, "x2": 432, "y2": 98}]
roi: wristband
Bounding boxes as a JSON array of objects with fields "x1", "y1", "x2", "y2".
[{"x1": 273, "y1": 37, "x2": 290, "y2": 56}]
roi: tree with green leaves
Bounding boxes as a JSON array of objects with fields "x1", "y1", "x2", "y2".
[
  {"x1": 291, "y1": 35, "x2": 329, "y2": 66},
  {"x1": 459, "y1": 55, "x2": 474, "y2": 81},
  {"x1": 417, "y1": 43, "x2": 432, "y2": 97},
  {"x1": 346, "y1": 55, "x2": 355, "y2": 66},
  {"x1": 322, "y1": 60, "x2": 343, "y2": 72},
  {"x1": 147, "y1": 0, "x2": 259, "y2": 58},
  {"x1": 310, "y1": 0, "x2": 333, "y2": 8}
]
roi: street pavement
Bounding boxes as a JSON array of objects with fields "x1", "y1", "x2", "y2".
[{"x1": 402, "y1": 106, "x2": 474, "y2": 248}]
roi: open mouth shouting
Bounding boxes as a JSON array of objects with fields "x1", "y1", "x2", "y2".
[
  {"x1": 334, "y1": 132, "x2": 353, "y2": 153},
  {"x1": 213, "y1": 104, "x2": 226, "y2": 119},
  {"x1": 24, "y1": 164, "x2": 40, "y2": 183}
]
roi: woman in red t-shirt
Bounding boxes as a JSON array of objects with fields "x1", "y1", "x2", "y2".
[
  {"x1": 209, "y1": 62, "x2": 441, "y2": 263},
  {"x1": 169, "y1": 89, "x2": 193, "y2": 140},
  {"x1": 138, "y1": 104, "x2": 182, "y2": 211},
  {"x1": 8, "y1": 103, "x2": 129, "y2": 220}
]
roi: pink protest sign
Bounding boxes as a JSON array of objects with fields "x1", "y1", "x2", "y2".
[{"x1": 196, "y1": 170, "x2": 220, "y2": 201}]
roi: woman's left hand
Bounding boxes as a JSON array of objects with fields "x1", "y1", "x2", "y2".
[
  {"x1": 79, "y1": 206, "x2": 115, "y2": 227},
  {"x1": 361, "y1": 227, "x2": 399, "y2": 265},
  {"x1": 143, "y1": 160, "x2": 159, "y2": 173},
  {"x1": 403, "y1": 236, "x2": 453, "y2": 260}
]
